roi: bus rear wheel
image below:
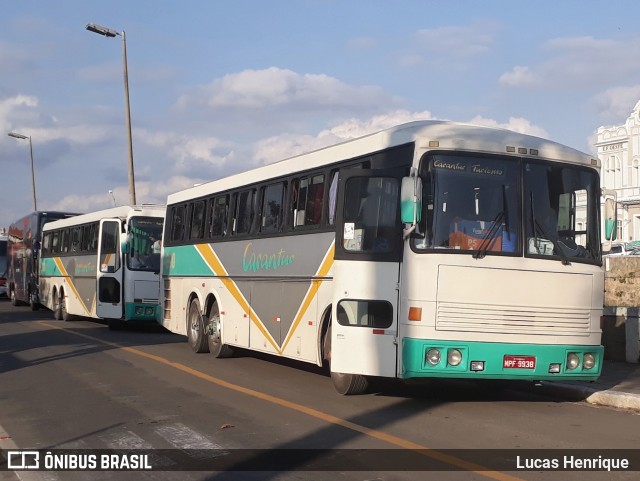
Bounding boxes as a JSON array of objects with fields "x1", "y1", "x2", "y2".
[
  {"x1": 207, "y1": 310, "x2": 234, "y2": 358},
  {"x1": 52, "y1": 290, "x2": 62, "y2": 320},
  {"x1": 10, "y1": 288, "x2": 20, "y2": 306},
  {"x1": 61, "y1": 294, "x2": 71, "y2": 322},
  {"x1": 187, "y1": 299, "x2": 209, "y2": 353},
  {"x1": 29, "y1": 289, "x2": 39, "y2": 311}
]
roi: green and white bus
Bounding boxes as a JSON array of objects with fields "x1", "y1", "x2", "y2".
[
  {"x1": 39, "y1": 205, "x2": 165, "y2": 328},
  {"x1": 160, "y1": 121, "x2": 608, "y2": 394}
]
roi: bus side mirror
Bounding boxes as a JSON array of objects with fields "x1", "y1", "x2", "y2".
[
  {"x1": 400, "y1": 175, "x2": 422, "y2": 224},
  {"x1": 604, "y1": 195, "x2": 617, "y2": 241}
]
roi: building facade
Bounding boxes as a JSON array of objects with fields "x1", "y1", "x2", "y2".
[{"x1": 596, "y1": 99, "x2": 640, "y2": 242}]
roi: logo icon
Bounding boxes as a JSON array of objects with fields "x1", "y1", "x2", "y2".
[{"x1": 7, "y1": 451, "x2": 40, "y2": 470}]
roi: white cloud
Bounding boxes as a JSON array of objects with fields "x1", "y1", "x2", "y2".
[
  {"x1": 136, "y1": 128, "x2": 238, "y2": 172},
  {"x1": 499, "y1": 66, "x2": 536, "y2": 87},
  {"x1": 49, "y1": 176, "x2": 198, "y2": 213},
  {"x1": 252, "y1": 110, "x2": 435, "y2": 165},
  {"x1": 592, "y1": 85, "x2": 640, "y2": 120},
  {"x1": 176, "y1": 67, "x2": 393, "y2": 112},
  {"x1": 467, "y1": 115, "x2": 549, "y2": 138},
  {"x1": 500, "y1": 35, "x2": 640, "y2": 91},
  {"x1": 0, "y1": 94, "x2": 38, "y2": 133}
]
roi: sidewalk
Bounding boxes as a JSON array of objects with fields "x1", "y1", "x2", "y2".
[{"x1": 536, "y1": 360, "x2": 640, "y2": 411}]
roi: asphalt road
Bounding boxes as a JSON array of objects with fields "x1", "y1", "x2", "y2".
[{"x1": 0, "y1": 298, "x2": 639, "y2": 481}]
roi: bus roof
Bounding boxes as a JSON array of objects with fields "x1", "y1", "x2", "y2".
[
  {"x1": 167, "y1": 120, "x2": 598, "y2": 205},
  {"x1": 42, "y1": 204, "x2": 166, "y2": 231}
]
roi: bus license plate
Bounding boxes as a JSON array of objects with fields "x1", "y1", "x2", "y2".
[{"x1": 503, "y1": 355, "x2": 536, "y2": 369}]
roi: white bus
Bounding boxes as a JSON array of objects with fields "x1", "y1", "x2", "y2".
[
  {"x1": 159, "y1": 121, "x2": 609, "y2": 394},
  {"x1": 39, "y1": 205, "x2": 165, "y2": 328}
]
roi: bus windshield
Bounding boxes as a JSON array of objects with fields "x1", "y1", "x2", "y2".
[
  {"x1": 127, "y1": 216, "x2": 164, "y2": 271},
  {"x1": 414, "y1": 154, "x2": 601, "y2": 263}
]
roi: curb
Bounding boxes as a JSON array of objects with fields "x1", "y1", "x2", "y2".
[{"x1": 536, "y1": 381, "x2": 640, "y2": 411}]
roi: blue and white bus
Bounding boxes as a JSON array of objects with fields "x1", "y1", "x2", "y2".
[
  {"x1": 159, "y1": 121, "x2": 609, "y2": 394},
  {"x1": 39, "y1": 205, "x2": 165, "y2": 328},
  {"x1": 7, "y1": 211, "x2": 78, "y2": 308}
]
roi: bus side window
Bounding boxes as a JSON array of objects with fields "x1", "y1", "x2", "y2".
[
  {"x1": 170, "y1": 205, "x2": 186, "y2": 242},
  {"x1": 70, "y1": 227, "x2": 81, "y2": 252},
  {"x1": 42, "y1": 233, "x2": 51, "y2": 256},
  {"x1": 261, "y1": 182, "x2": 285, "y2": 234},
  {"x1": 233, "y1": 189, "x2": 255, "y2": 235},
  {"x1": 290, "y1": 180, "x2": 300, "y2": 227},
  {"x1": 208, "y1": 195, "x2": 229, "y2": 238},
  {"x1": 51, "y1": 231, "x2": 60, "y2": 254},
  {"x1": 292, "y1": 174, "x2": 325, "y2": 228},
  {"x1": 328, "y1": 170, "x2": 339, "y2": 225},
  {"x1": 190, "y1": 201, "x2": 205, "y2": 240}
]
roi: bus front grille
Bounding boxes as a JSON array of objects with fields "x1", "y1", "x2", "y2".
[{"x1": 436, "y1": 302, "x2": 591, "y2": 335}]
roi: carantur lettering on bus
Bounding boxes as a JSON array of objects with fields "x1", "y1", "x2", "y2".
[{"x1": 242, "y1": 242, "x2": 295, "y2": 272}]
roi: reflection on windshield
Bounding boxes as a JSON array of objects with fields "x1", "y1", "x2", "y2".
[
  {"x1": 524, "y1": 162, "x2": 600, "y2": 262},
  {"x1": 415, "y1": 155, "x2": 520, "y2": 255},
  {"x1": 127, "y1": 217, "x2": 164, "y2": 271},
  {"x1": 413, "y1": 154, "x2": 601, "y2": 264}
]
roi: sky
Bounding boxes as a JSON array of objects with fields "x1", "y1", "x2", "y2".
[{"x1": 2, "y1": 0, "x2": 640, "y2": 229}]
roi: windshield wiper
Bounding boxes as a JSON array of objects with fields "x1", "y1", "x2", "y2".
[{"x1": 473, "y1": 211, "x2": 505, "y2": 259}]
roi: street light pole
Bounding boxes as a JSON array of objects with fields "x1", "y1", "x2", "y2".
[
  {"x1": 8, "y1": 132, "x2": 37, "y2": 211},
  {"x1": 86, "y1": 22, "x2": 137, "y2": 206}
]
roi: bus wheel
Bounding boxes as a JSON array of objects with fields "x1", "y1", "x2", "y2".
[
  {"x1": 29, "y1": 290, "x2": 40, "y2": 311},
  {"x1": 330, "y1": 371, "x2": 369, "y2": 396},
  {"x1": 187, "y1": 299, "x2": 209, "y2": 353},
  {"x1": 61, "y1": 295, "x2": 71, "y2": 322},
  {"x1": 10, "y1": 288, "x2": 20, "y2": 306},
  {"x1": 53, "y1": 290, "x2": 62, "y2": 320},
  {"x1": 207, "y1": 310, "x2": 234, "y2": 358}
]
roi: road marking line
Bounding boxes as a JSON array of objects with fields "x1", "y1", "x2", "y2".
[{"x1": 38, "y1": 321, "x2": 525, "y2": 481}]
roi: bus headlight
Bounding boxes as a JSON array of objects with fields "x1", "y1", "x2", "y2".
[
  {"x1": 447, "y1": 349, "x2": 462, "y2": 366},
  {"x1": 426, "y1": 348, "x2": 441, "y2": 366},
  {"x1": 583, "y1": 353, "x2": 596, "y2": 370},
  {"x1": 566, "y1": 353, "x2": 580, "y2": 370}
]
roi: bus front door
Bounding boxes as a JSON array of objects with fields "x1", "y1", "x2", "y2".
[
  {"x1": 96, "y1": 219, "x2": 124, "y2": 319},
  {"x1": 331, "y1": 171, "x2": 403, "y2": 390}
]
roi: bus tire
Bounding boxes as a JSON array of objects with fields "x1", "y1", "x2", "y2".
[
  {"x1": 29, "y1": 290, "x2": 40, "y2": 311},
  {"x1": 207, "y1": 310, "x2": 234, "y2": 358},
  {"x1": 330, "y1": 371, "x2": 369, "y2": 396},
  {"x1": 10, "y1": 288, "x2": 20, "y2": 306},
  {"x1": 187, "y1": 299, "x2": 209, "y2": 353},
  {"x1": 61, "y1": 294, "x2": 71, "y2": 322},
  {"x1": 53, "y1": 290, "x2": 62, "y2": 320}
]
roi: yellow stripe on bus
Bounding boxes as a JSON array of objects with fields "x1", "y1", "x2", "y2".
[
  {"x1": 53, "y1": 257, "x2": 92, "y2": 317},
  {"x1": 194, "y1": 243, "x2": 280, "y2": 352},
  {"x1": 281, "y1": 242, "x2": 334, "y2": 353}
]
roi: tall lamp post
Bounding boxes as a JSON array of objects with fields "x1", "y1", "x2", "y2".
[
  {"x1": 8, "y1": 132, "x2": 37, "y2": 211},
  {"x1": 86, "y1": 22, "x2": 136, "y2": 206}
]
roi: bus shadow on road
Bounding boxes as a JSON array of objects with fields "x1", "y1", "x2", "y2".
[{"x1": 0, "y1": 306, "x2": 185, "y2": 375}]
